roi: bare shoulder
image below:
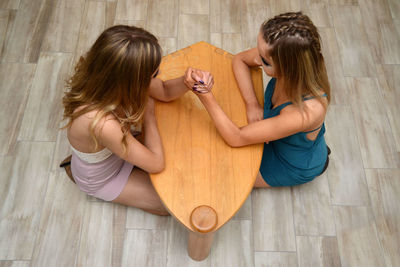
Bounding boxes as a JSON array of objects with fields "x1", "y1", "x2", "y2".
[
  {"x1": 70, "y1": 108, "x2": 110, "y2": 130},
  {"x1": 96, "y1": 113, "x2": 122, "y2": 137},
  {"x1": 280, "y1": 97, "x2": 327, "y2": 131},
  {"x1": 68, "y1": 107, "x2": 120, "y2": 150}
]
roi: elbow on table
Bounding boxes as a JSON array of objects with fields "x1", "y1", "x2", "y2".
[
  {"x1": 227, "y1": 141, "x2": 241, "y2": 148},
  {"x1": 152, "y1": 81, "x2": 174, "y2": 103},
  {"x1": 156, "y1": 93, "x2": 173, "y2": 103},
  {"x1": 224, "y1": 129, "x2": 256, "y2": 148},
  {"x1": 225, "y1": 135, "x2": 246, "y2": 148},
  {"x1": 148, "y1": 157, "x2": 165, "y2": 174},
  {"x1": 156, "y1": 91, "x2": 175, "y2": 103},
  {"x1": 226, "y1": 140, "x2": 245, "y2": 148}
]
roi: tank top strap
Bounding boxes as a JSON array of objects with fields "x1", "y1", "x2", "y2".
[
  {"x1": 302, "y1": 93, "x2": 328, "y2": 101},
  {"x1": 303, "y1": 124, "x2": 323, "y2": 133},
  {"x1": 273, "y1": 101, "x2": 293, "y2": 112},
  {"x1": 273, "y1": 93, "x2": 328, "y2": 111}
]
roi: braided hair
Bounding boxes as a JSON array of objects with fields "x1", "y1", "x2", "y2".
[{"x1": 261, "y1": 12, "x2": 330, "y2": 109}]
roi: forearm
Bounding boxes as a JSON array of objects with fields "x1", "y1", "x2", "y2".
[
  {"x1": 162, "y1": 76, "x2": 189, "y2": 101},
  {"x1": 232, "y1": 57, "x2": 260, "y2": 108},
  {"x1": 198, "y1": 93, "x2": 243, "y2": 147},
  {"x1": 142, "y1": 114, "x2": 165, "y2": 171},
  {"x1": 149, "y1": 76, "x2": 188, "y2": 102}
]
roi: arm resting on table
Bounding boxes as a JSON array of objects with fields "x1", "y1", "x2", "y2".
[
  {"x1": 96, "y1": 99, "x2": 165, "y2": 173},
  {"x1": 197, "y1": 93, "x2": 307, "y2": 147},
  {"x1": 149, "y1": 76, "x2": 188, "y2": 102},
  {"x1": 232, "y1": 48, "x2": 264, "y2": 123}
]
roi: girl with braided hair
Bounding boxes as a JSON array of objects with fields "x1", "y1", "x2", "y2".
[{"x1": 187, "y1": 12, "x2": 331, "y2": 187}]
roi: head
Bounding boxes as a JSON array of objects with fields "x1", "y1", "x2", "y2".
[
  {"x1": 63, "y1": 25, "x2": 162, "y2": 150},
  {"x1": 258, "y1": 12, "x2": 330, "y2": 108}
]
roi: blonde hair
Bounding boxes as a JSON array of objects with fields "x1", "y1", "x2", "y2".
[
  {"x1": 62, "y1": 25, "x2": 162, "y2": 151},
  {"x1": 261, "y1": 12, "x2": 331, "y2": 109}
]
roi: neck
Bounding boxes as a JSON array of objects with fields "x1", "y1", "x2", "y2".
[
  {"x1": 275, "y1": 78, "x2": 284, "y2": 92},
  {"x1": 272, "y1": 78, "x2": 289, "y2": 104}
]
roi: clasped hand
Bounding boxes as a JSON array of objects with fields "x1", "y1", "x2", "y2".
[{"x1": 184, "y1": 67, "x2": 214, "y2": 94}]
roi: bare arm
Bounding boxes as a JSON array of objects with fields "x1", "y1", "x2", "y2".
[
  {"x1": 97, "y1": 97, "x2": 165, "y2": 173},
  {"x1": 232, "y1": 48, "x2": 264, "y2": 123},
  {"x1": 149, "y1": 66, "x2": 211, "y2": 102},
  {"x1": 149, "y1": 76, "x2": 189, "y2": 102},
  {"x1": 197, "y1": 92, "x2": 305, "y2": 147}
]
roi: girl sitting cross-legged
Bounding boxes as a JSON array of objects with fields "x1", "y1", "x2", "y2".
[
  {"x1": 187, "y1": 12, "x2": 331, "y2": 188},
  {"x1": 61, "y1": 25, "x2": 207, "y2": 215}
]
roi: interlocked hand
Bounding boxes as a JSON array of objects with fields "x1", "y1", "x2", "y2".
[{"x1": 184, "y1": 67, "x2": 214, "y2": 94}]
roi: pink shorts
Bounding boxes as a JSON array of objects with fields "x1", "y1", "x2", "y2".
[{"x1": 71, "y1": 153, "x2": 133, "y2": 201}]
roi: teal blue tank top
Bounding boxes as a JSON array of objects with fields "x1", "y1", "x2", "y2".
[{"x1": 259, "y1": 78, "x2": 328, "y2": 186}]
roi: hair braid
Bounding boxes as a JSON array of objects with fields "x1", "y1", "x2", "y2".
[
  {"x1": 262, "y1": 12, "x2": 322, "y2": 55},
  {"x1": 260, "y1": 12, "x2": 331, "y2": 109}
]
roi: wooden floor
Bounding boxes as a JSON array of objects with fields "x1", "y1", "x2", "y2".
[{"x1": 0, "y1": 0, "x2": 399, "y2": 266}]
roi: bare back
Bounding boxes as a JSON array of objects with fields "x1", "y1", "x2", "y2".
[{"x1": 67, "y1": 107, "x2": 108, "y2": 153}]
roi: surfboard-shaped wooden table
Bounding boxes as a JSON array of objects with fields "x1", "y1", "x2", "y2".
[{"x1": 151, "y1": 42, "x2": 264, "y2": 261}]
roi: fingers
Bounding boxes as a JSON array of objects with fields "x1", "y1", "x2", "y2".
[
  {"x1": 203, "y1": 71, "x2": 214, "y2": 90},
  {"x1": 205, "y1": 74, "x2": 214, "y2": 89},
  {"x1": 184, "y1": 67, "x2": 214, "y2": 94},
  {"x1": 205, "y1": 73, "x2": 213, "y2": 85},
  {"x1": 192, "y1": 84, "x2": 209, "y2": 94},
  {"x1": 191, "y1": 69, "x2": 204, "y2": 84},
  {"x1": 195, "y1": 71, "x2": 213, "y2": 94},
  {"x1": 193, "y1": 81, "x2": 211, "y2": 94},
  {"x1": 184, "y1": 68, "x2": 199, "y2": 90}
]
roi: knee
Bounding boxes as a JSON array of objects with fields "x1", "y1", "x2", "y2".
[
  {"x1": 254, "y1": 173, "x2": 270, "y2": 188},
  {"x1": 154, "y1": 202, "x2": 170, "y2": 216},
  {"x1": 141, "y1": 207, "x2": 170, "y2": 216}
]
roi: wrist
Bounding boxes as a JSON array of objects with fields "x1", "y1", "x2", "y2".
[
  {"x1": 246, "y1": 101, "x2": 260, "y2": 109},
  {"x1": 180, "y1": 76, "x2": 189, "y2": 90},
  {"x1": 197, "y1": 91, "x2": 213, "y2": 100}
]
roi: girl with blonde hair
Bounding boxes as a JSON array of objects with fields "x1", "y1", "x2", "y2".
[
  {"x1": 187, "y1": 12, "x2": 331, "y2": 187},
  {"x1": 61, "y1": 25, "x2": 207, "y2": 215}
]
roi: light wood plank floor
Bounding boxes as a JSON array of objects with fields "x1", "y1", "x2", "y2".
[{"x1": 0, "y1": 0, "x2": 399, "y2": 266}]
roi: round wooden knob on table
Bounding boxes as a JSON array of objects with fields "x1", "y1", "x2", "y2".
[
  {"x1": 190, "y1": 205, "x2": 218, "y2": 233},
  {"x1": 188, "y1": 205, "x2": 218, "y2": 261}
]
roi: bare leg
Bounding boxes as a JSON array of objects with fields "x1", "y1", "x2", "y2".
[
  {"x1": 112, "y1": 167, "x2": 169, "y2": 216},
  {"x1": 254, "y1": 172, "x2": 271, "y2": 188}
]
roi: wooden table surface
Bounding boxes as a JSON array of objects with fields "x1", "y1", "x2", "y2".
[{"x1": 151, "y1": 42, "x2": 264, "y2": 232}]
